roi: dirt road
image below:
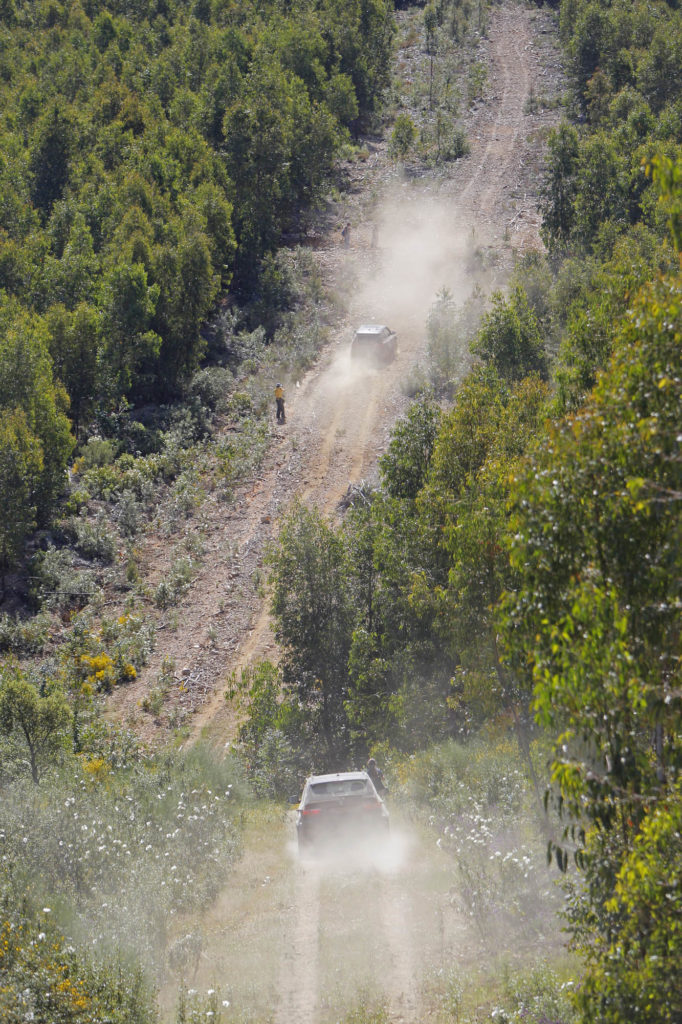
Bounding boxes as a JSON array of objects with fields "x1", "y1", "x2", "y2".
[
  {"x1": 150, "y1": 5, "x2": 565, "y2": 1022},
  {"x1": 108, "y1": 0, "x2": 562, "y2": 749},
  {"x1": 170, "y1": 808, "x2": 473, "y2": 1024}
]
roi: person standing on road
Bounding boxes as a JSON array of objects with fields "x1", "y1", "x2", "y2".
[
  {"x1": 341, "y1": 221, "x2": 351, "y2": 248},
  {"x1": 274, "y1": 382, "x2": 285, "y2": 424},
  {"x1": 366, "y1": 757, "x2": 387, "y2": 796}
]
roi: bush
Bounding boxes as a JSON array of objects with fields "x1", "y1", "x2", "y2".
[
  {"x1": 399, "y1": 738, "x2": 559, "y2": 940},
  {"x1": 489, "y1": 963, "x2": 578, "y2": 1024},
  {"x1": 74, "y1": 516, "x2": 118, "y2": 563},
  {"x1": 189, "y1": 366, "x2": 234, "y2": 415},
  {"x1": 154, "y1": 557, "x2": 196, "y2": 609},
  {"x1": 426, "y1": 288, "x2": 481, "y2": 392},
  {"x1": 0, "y1": 611, "x2": 55, "y2": 655},
  {"x1": 73, "y1": 437, "x2": 117, "y2": 474},
  {"x1": 390, "y1": 112, "x2": 417, "y2": 158},
  {"x1": 0, "y1": 889, "x2": 157, "y2": 1024},
  {"x1": 31, "y1": 547, "x2": 98, "y2": 613},
  {"x1": 0, "y1": 746, "x2": 243, "y2": 977}
]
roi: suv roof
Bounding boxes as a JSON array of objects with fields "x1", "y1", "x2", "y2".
[
  {"x1": 355, "y1": 324, "x2": 390, "y2": 336},
  {"x1": 305, "y1": 771, "x2": 368, "y2": 785}
]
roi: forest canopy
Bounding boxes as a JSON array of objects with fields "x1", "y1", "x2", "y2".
[
  {"x1": 0, "y1": 0, "x2": 395, "y2": 554},
  {"x1": 0, "y1": 0, "x2": 393, "y2": 392}
]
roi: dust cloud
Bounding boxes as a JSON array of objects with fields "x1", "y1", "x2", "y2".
[
  {"x1": 288, "y1": 824, "x2": 413, "y2": 876},
  {"x1": 350, "y1": 183, "x2": 493, "y2": 340}
]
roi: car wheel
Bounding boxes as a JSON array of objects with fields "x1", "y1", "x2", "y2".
[{"x1": 297, "y1": 832, "x2": 312, "y2": 855}]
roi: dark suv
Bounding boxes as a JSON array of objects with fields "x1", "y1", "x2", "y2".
[
  {"x1": 350, "y1": 324, "x2": 397, "y2": 366},
  {"x1": 295, "y1": 771, "x2": 389, "y2": 853}
]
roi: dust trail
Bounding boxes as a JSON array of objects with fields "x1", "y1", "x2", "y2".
[
  {"x1": 349, "y1": 196, "x2": 476, "y2": 340},
  {"x1": 276, "y1": 862, "x2": 321, "y2": 1024}
]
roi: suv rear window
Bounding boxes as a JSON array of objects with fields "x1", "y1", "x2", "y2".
[{"x1": 309, "y1": 779, "x2": 369, "y2": 796}]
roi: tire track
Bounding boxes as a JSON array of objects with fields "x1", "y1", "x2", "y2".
[
  {"x1": 276, "y1": 863, "x2": 321, "y2": 1024},
  {"x1": 380, "y1": 874, "x2": 419, "y2": 1021}
]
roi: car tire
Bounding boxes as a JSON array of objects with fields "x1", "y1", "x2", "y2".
[{"x1": 297, "y1": 832, "x2": 312, "y2": 855}]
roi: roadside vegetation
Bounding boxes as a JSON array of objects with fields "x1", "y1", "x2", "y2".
[{"x1": 1, "y1": 0, "x2": 681, "y2": 1022}]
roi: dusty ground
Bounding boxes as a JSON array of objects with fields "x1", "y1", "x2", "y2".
[
  {"x1": 108, "y1": 1, "x2": 563, "y2": 752},
  {"x1": 148, "y1": 4, "x2": 566, "y2": 1023},
  {"x1": 163, "y1": 800, "x2": 566, "y2": 1024}
]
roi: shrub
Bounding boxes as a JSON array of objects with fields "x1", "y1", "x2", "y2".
[
  {"x1": 74, "y1": 516, "x2": 118, "y2": 563},
  {"x1": 189, "y1": 366, "x2": 234, "y2": 415},
  {"x1": 0, "y1": 746, "x2": 243, "y2": 977},
  {"x1": 0, "y1": 891, "x2": 157, "y2": 1024},
  {"x1": 116, "y1": 490, "x2": 144, "y2": 537},
  {"x1": 154, "y1": 557, "x2": 196, "y2": 609},
  {"x1": 31, "y1": 547, "x2": 98, "y2": 613},
  {"x1": 399, "y1": 738, "x2": 559, "y2": 941},
  {"x1": 390, "y1": 112, "x2": 417, "y2": 158},
  {"x1": 73, "y1": 437, "x2": 117, "y2": 474},
  {"x1": 490, "y1": 963, "x2": 578, "y2": 1024},
  {"x1": 0, "y1": 611, "x2": 55, "y2": 655}
]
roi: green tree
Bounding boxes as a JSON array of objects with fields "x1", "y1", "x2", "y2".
[
  {"x1": 379, "y1": 396, "x2": 442, "y2": 501},
  {"x1": 268, "y1": 501, "x2": 354, "y2": 761},
  {"x1": 426, "y1": 287, "x2": 482, "y2": 392},
  {"x1": 574, "y1": 788, "x2": 682, "y2": 1024},
  {"x1": 389, "y1": 112, "x2": 417, "y2": 159},
  {"x1": 413, "y1": 370, "x2": 550, "y2": 766},
  {"x1": 28, "y1": 102, "x2": 74, "y2": 219},
  {"x1": 471, "y1": 286, "x2": 548, "y2": 382},
  {"x1": 155, "y1": 229, "x2": 218, "y2": 394},
  {"x1": 553, "y1": 223, "x2": 676, "y2": 412},
  {"x1": 502, "y1": 265, "x2": 682, "y2": 1019},
  {"x1": 99, "y1": 262, "x2": 160, "y2": 401},
  {"x1": 45, "y1": 303, "x2": 99, "y2": 437},
  {"x1": 0, "y1": 303, "x2": 74, "y2": 517},
  {"x1": 0, "y1": 669, "x2": 71, "y2": 783},
  {"x1": 0, "y1": 410, "x2": 43, "y2": 590},
  {"x1": 540, "y1": 123, "x2": 579, "y2": 248}
]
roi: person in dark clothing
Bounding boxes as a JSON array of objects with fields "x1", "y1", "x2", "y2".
[
  {"x1": 341, "y1": 221, "x2": 351, "y2": 248},
  {"x1": 366, "y1": 757, "x2": 386, "y2": 795}
]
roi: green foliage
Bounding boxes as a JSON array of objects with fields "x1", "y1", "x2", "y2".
[
  {"x1": 502, "y1": 260, "x2": 682, "y2": 1020},
  {"x1": 0, "y1": 0, "x2": 396, "y2": 483},
  {"x1": 389, "y1": 111, "x2": 417, "y2": 159},
  {"x1": 471, "y1": 287, "x2": 549, "y2": 382},
  {"x1": 425, "y1": 287, "x2": 481, "y2": 392},
  {"x1": 379, "y1": 396, "x2": 442, "y2": 501},
  {"x1": 0, "y1": 302, "x2": 75, "y2": 523},
  {"x1": 229, "y1": 661, "x2": 303, "y2": 799},
  {"x1": 489, "y1": 963, "x2": 577, "y2": 1024},
  {"x1": 543, "y1": 0, "x2": 682, "y2": 260},
  {"x1": 540, "y1": 123, "x2": 580, "y2": 248},
  {"x1": 0, "y1": 410, "x2": 43, "y2": 586},
  {"x1": 268, "y1": 501, "x2": 354, "y2": 761},
  {"x1": 0, "y1": 611, "x2": 55, "y2": 656},
  {"x1": 0, "y1": 742, "x2": 242, "y2": 985},
  {"x1": 0, "y1": 666, "x2": 71, "y2": 783},
  {"x1": 649, "y1": 151, "x2": 682, "y2": 251},
  {"x1": 30, "y1": 546, "x2": 98, "y2": 614},
  {"x1": 0, "y1": 896, "x2": 156, "y2": 1024},
  {"x1": 572, "y1": 787, "x2": 682, "y2": 1024},
  {"x1": 401, "y1": 736, "x2": 560, "y2": 940},
  {"x1": 553, "y1": 222, "x2": 676, "y2": 411}
]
